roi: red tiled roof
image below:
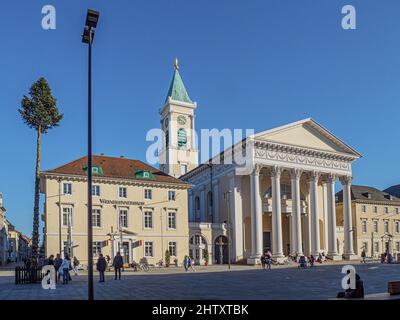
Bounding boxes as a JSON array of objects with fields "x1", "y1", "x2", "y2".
[{"x1": 42, "y1": 155, "x2": 189, "y2": 186}]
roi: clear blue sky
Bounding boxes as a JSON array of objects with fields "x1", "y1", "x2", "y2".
[{"x1": 1, "y1": 0, "x2": 399, "y2": 236}]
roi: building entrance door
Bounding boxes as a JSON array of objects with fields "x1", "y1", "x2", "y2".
[
  {"x1": 263, "y1": 232, "x2": 271, "y2": 254},
  {"x1": 119, "y1": 242, "x2": 130, "y2": 264}
]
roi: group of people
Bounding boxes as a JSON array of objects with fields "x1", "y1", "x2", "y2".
[
  {"x1": 47, "y1": 253, "x2": 79, "y2": 284},
  {"x1": 261, "y1": 251, "x2": 272, "y2": 270},
  {"x1": 45, "y1": 251, "x2": 125, "y2": 284},
  {"x1": 183, "y1": 256, "x2": 196, "y2": 272}
]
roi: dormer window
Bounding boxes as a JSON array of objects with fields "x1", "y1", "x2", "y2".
[
  {"x1": 363, "y1": 192, "x2": 372, "y2": 199},
  {"x1": 384, "y1": 194, "x2": 393, "y2": 201},
  {"x1": 83, "y1": 165, "x2": 103, "y2": 175},
  {"x1": 135, "y1": 169, "x2": 155, "y2": 180}
]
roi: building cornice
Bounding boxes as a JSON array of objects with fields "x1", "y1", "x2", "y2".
[{"x1": 41, "y1": 172, "x2": 191, "y2": 190}]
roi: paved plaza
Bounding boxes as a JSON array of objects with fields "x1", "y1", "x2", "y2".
[{"x1": 0, "y1": 262, "x2": 399, "y2": 300}]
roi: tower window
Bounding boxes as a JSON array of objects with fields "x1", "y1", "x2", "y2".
[
  {"x1": 180, "y1": 164, "x2": 188, "y2": 175},
  {"x1": 177, "y1": 128, "x2": 187, "y2": 148}
]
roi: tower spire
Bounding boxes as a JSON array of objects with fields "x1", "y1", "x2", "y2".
[{"x1": 174, "y1": 57, "x2": 179, "y2": 70}]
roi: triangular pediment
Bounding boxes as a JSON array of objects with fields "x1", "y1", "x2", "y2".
[{"x1": 255, "y1": 118, "x2": 361, "y2": 157}]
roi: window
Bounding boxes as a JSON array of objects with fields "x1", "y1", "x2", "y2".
[
  {"x1": 168, "y1": 212, "x2": 176, "y2": 230},
  {"x1": 119, "y1": 187, "x2": 127, "y2": 198},
  {"x1": 396, "y1": 208, "x2": 399, "y2": 214},
  {"x1": 168, "y1": 241, "x2": 177, "y2": 256},
  {"x1": 362, "y1": 205, "x2": 366, "y2": 213},
  {"x1": 385, "y1": 207, "x2": 389, "y2": 214},
  {"x1": 144, "y1": 189, "x2": 152, "y2": 200},
  {"x1": 168, "y1": 191, "x2": 176, "y2": 201},
  {"x1": 92, "y1": 208, "x2": 101, "y2": 227},
  {"x1": 373, "y1": 206, "x2": 378, "y2": 214},
  {"x1": 362, "y1": 220, "x2": 367, "y2": 233},
  {"x1": 395, "y1": 221, "x2": 400, "y2": 234},
  {"x1": 144, "y1": 241, "x2": 153, "y2": 257},
  {"x1": 119, "y1": 209, "x2": 128, "y2": 228},
  {"x1": 374, "y1": 242, "x2": 379, "y2": 254},
  {"x1": 144, "y1": 211, "x2": 153, "y2": 229},
  {"x1": 177, "y1": 128, "x2": 187, "y2": 148},
  {"x1": 93, "y1": 241, "x2": 102, "y2": 257},
  {"x1": 384, "y1": 220, "x2": 389, "y2": 233},
  {"x1": 180, "y1": 164, "x2": 188, "y2": 175},
  {"x1": 62, "y1": 207, "x2": 73, "y2": 227},
  {"x1": 373, "y1": 220, "x2": 378, "y2": 233},
  {"x1": 63, "y1": 183, "x2": 72, "y2": 195},
  {"x1": 92, "y1": 185, "x2": 101, "y2": 196},
  {"x1": 396, "y1": 242, "x2": 400, "y2": 252}
]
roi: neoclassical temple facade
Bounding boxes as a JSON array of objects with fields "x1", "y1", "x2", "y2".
[{"x1": 181, "y1": 119, "x2": 362, "y2": 264}]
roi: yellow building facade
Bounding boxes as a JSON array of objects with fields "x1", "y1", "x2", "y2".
[
  {"x1": 336, "y1": 185, "x2": 400, "y2": 258},
  {"x1": 40, "y1": 155, "x2": 190, "y2": 266}
]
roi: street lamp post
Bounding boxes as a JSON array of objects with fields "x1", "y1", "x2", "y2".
[
  {"x1": 82, "y1": 9, "x2": 99, "y2": 301},
  {"x1": 225, "y1": 191, "x2": 232, "y2": 270}
]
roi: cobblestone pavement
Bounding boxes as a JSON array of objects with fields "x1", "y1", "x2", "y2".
[{"x1": 0, "y1": 262, "x2": 399, "y2": 300}]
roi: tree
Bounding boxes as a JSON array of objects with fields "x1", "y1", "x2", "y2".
[
  {"x1": 165, "y1": 250, "x2": 171, "y2": 267},
  {"x1": 19, "y1": 77, "x2": 63, "y2": 263},
  {"x1": 203, "y1": 248, "x2": 209, "y2": 266}
]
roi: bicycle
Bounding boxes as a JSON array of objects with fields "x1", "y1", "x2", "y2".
[{"x1": 138, "y1": 262, "x2": 149, "y2": 272}]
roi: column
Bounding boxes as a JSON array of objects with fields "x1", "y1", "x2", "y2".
[
  {"x1": 247, "y1": 165, "x2": 263, "y2": 264},
  {"x1": 271, "y1": 166, "x2": 284, "y2": 258},
  {"x1": 290, "y1": 168, "x2": 303, "y2": 256},
  {"x1": 229, "y1": 174, "x2": 244, "y2": 262},
  {"x1": 327, "y1": 174, "x2": 340, "y2": 259},
  {"x1": 308, "y1": 171, "x2": 321, "y2": 256},
  {"x1": 188, "y1": 190, "x2": 194, "y2": 222},
  {"x1": 322, "y1": 181, "x2": 329, "y2": 252},
  {"x1": 212, "y1": 180, "x2": 219, "y2": 223},
  {"x1": 340, "y1": 175, "x2": 356, "y2": 259},
  {"x1": 200, "y1": 188, "x2": 206, "y2": 222}
]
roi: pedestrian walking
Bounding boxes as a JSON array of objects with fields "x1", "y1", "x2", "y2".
[
  {"x1": 266, "y1": 251, "x2": 272, "y2": 270},
  {"x1": 106, "y1": 255, "x2": 111, "y2": 271},
  {"x1": 309, "y1": 255, "x2": 315, "y2": 267},
  {"x1": 261, "y1": 254, "x2": 267, "y2": 270},
  {"x1": 183, "y1": 255, "x2": 189, "y2": 272},
  {"x1": 113, "y1": 252, "x2": 123, "y2": 280},
  {"x1": 361, "y1": 250, "x2": 366, "y2": 263},
  {"x1": 73, "y1": 256, "x2": 80, "y2": 275},
  {"x1": 188, "y1": 256, "x2": 196, "y2": 271},
  {"x1": 96, "y1": 254, "x2": 107, "y2": 283},
  {"x1": 54, "y1": 254, "x2": 62, "y2": 282},
  {"x1": 47, "y1": 255, "x2": 55, "y2": 266},
  {"x1": 61, "y1": 254, "x2": 71, "y2": 285}
]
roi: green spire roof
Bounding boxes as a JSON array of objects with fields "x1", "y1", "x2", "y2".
[{"x1": 165, "y1": 58, "x2": 192, "y2": 103}]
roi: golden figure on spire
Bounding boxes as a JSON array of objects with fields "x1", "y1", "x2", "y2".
[{"x1": 174, "y1": 57, "x2": 179, "y2": 70}]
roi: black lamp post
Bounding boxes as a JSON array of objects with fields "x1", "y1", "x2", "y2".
[{"x1": 82, "y1": 8, "x2": 99, "y2": 301}]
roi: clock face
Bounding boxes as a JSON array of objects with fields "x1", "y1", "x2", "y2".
[{"x1": 177, "y1": 115, "x2": 187, "y2": 125}]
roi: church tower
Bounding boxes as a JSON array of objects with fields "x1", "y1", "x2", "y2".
[{"x1": 159, "y1": 58, "x2": 198, "y2": 178}]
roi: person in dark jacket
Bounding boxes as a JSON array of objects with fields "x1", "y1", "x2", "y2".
[
  {"x1": 54, "y1": 254, "x2": 62, "y2": 281},
  {"x1": 47, "y1": 255, "x2": 55, "y2": 266},
  {"x1": 96, "y1": 254, "x2": 107, "y2": 282},
  {"x1": 261, "y1": 254, "x2": 267, "y2": 270},
  {"x1": 113, "y1": 252, "x2": 124, "y2": 280}
]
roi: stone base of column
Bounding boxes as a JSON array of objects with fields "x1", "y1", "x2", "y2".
[
  {"x1": 247, "y1": 257, "x2": 261, "y2": 265},
  {"x1": 343, "y1": 253, "x2": 358, "y2": 260},
  {"x1": 327, "y1": 253, "x2": 342, "y2": 261},
  {"x1": 272, "y1": 253, "x2": 285, "y2": 264}
]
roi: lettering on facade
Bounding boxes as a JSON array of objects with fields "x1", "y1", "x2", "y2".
[{"x1": 99, "y1": 199, "x2": 145, "y2": 206}]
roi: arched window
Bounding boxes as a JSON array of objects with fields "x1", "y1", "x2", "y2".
[
  {"x1": 195, "y1": 196, "x2": 200, "y2": 210},
  {"x1": 177, "y1": 128, "x2": 187, "y2": 148}
]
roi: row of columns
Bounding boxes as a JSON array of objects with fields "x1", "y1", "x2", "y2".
[{"x1": 249, "y1": 165, "x2": 355, "y2": 261}]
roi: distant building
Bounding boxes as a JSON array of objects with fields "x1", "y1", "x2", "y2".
[
  {"x1": 336, "y1": 185, "x2": 400, "y2": 258},
  {"x1": 7, "y1": 223, "x2": 31, "y2": 262},
  {"x1": 0, "y1": 193, "x2": 9, "y2": 265}
]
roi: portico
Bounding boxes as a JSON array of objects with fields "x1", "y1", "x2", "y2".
[{"x1": 182, "y1": 118, "x2": 361, "y2": 265}]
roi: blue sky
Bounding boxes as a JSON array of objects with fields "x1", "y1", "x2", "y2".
[{"x1": 1, "y1": 0, "x2": 399, "y2": 236}]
